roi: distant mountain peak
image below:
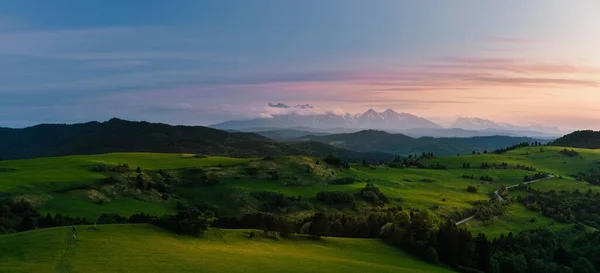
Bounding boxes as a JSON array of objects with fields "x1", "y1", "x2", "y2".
[
  {"x1": 452, "y1": 116, "x2": 562, "y2": 135},
  {"x1": 211, "y1": 105, "x2": 442, "y2": 130}
]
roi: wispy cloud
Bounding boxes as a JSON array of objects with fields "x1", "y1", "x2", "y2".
[{"x1": 489, "y1": 36, "x2": 546, "y2": 44}]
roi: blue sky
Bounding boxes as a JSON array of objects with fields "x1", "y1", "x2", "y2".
[{"x1": 2, "y1": 0, "x2": 600, "y2": 129}]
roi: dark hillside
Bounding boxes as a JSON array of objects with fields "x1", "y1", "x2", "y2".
[
  {"x1": 550, "y1": 130, "x2": 600, "y2": 149},
  {"x1": 0, "y1": 118, "x2": 391, "y2": 161}
]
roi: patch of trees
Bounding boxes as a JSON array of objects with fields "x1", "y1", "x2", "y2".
[
  {"x1": 153, "y1": 204, "x2": 214, "y2": 237},
  {"x1": 316, "y1": 191, "x2": 355, "y2": 205},
  {"x1": 523, "y1": 172, "x2": 548, "y2": 182},
  {"x1": 478, "y1": 162, "x2": 537, "y2": 171},
  {"x1": 0, "y1": 198, "x2": 91, "y2": 234},
  {"x1": 560, "y1": 148, "x2": 579, "y2": 157},
  {"x1": 357, "y1": 183, "x2": 389, "y2": 205},
  {"x1": 480, "y1": 175, "x2": 494, "y2": 182},
  {"x1": 323, "y1": 155, "x2": 349, "y2": 168},
  {"x1": 89, "y1": 163, "x2": 130, "y2": 173},
  {"x1": 467, "y1": 185, "x2": 478, "y2": 193},
  {"x1": 462, "y1": 162, "x2": 472, "y2": 169},
  {"x1": 418, "y1": 163, "x2": 448, "y2": 170},
  {"x1": 462, "y1": 174, "x2": 475, "y2": 179},
  {"x1": 489, "y1": 228, "x2": 596, "y2": 273},
  {"x1": 492, "y1": 142, "x2": 531, "y2": 154},
  {"x1": 550, "y1": 130, "x2": 600, "y2": 149},
  {"x1": 520, "y1": 188, "x2": 600, "y2": 228},
  {"x1": 573, "y1": 167, "x2": 600, "y2": 185},
  {"x1": 251, "y1": 191, "x2": 309, "y2": 212},
  {"x1": 180, "y1": 168, "x2": 220, "y2": 187},
  {"x1": 328, "y1": 177, "x2": 356, "y2": 185},
  {"x1": 471, "y1": 199, "x2": 511, "y2": 221},
  {"x1": 388, "y1": 156, "x2": 405, "y2": 168}
]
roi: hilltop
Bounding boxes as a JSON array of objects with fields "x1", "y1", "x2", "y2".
[
  {"x1": 550, "y1": 130, "x2": 600, "y2": 149},
  {"x1": 0, "y1": 118, "x2": 391, "y2": 162}
]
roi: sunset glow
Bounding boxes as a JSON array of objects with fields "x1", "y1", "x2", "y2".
[{"x1": 1, "y1": 0, "x2": 600, "y2": 131}]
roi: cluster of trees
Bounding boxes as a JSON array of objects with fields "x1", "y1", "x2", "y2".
[
  {"x1": 251, "y1": 191, "x2": 310, "y2": 213},
  {"x1": 153, "y1": 205, "x2": 213, "y2": 236},
  {"x1": 475, "y1": 162, "x2": 537, "y2": 172},
  {"x1": 358, "y1": 183, "x2": 389, "y2": 205},
  {"x1": 492, "y1": 142, "x2": 532, "y2": 154},
  {"x1": 520, "y1": 188, "x2": 600, "y2": 228},
  {"x1": 467, "y1": 185, "x2": 478, "y2": 193},
  {"x1": 574, "y1": 168, "x2": 600, "y2": 185},
  {"x1": 471, "y1": 199, "x2": 512, "y2": 222},
  {"x1": 418, "y1": 163, "x2": 448, "y2": 170},
  {"x1": 523, "y1": 172, "x2": 548, "y2": 182},
  {"x1": 379, "y1": 210, "x2": 490, "y2": 272},
  {"x1": 316, "y1": 191, "x2": 355, "y2": 205},
  {"x1": 323, "y1": 155, "x2": 349, "y2": 168},
  {"x1": 328, "y1": 177, "x2": 356, "y2": 185},
  {"x1": 89, "y1": 163, "x2": 130, "y2": 173},
  {"x1": 0, "y1": 198, "x2": 90, "y2": 233},
  {"x1": 461, "y1": 174, "x2": 495, "y2": 183},
  {"x1": 480, "y1": 175, "x2": 495, "y2": 182},
  {"x1": 560, "y1": 149, "x2": 580, "y2": 157},
  {"x1": 490, "y1": 228, "x2": 597, "y2": 273}
]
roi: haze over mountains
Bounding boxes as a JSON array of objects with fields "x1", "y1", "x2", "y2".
[{"x1": 211, "y1": 103, "x2": 564, "y2": 138}]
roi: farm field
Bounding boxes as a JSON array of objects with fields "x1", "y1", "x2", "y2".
[{"x1": 0, "y1": 224, "x2": 455, "y2": 273}]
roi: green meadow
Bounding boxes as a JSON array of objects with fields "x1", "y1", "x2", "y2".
[
  {"x1": 1, "y1": 146, "x2": 599, "y2": 248},
  {"x1": 0, "y1": 224, "x2": 454, "y2": 273}
]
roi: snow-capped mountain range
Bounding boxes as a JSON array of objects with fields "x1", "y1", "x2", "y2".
[
  {"x1": 211, "y1": 103, "x2": 563, "y2": 137},
  {"x1": 212, "y1": 107, "x2": 442, "y2": 131},
  {"x1": 451, "y1": 117, "x2": 562, "y2": 135}
]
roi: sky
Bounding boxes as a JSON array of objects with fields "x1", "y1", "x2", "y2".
[{"x1": 1, "y1": 0, "x2": 600, "y2": 130}]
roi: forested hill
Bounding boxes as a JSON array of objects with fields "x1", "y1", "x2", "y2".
[
  {"x1": 550, "y1": 130, "x2": 600, "y2": 149},
  {"x1": 0, "y1": 118, "x2": 392, "y2": 161},
  {"x1": 297, "y1": 130, "x2": 546, "y2": 156}
]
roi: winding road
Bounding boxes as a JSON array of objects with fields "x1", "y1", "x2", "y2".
[{"x1": 455, "y1": 174, "x2": 555, "y2": 226}]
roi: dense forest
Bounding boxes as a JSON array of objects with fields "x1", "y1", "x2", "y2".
[{"x1": 550, "y1": 130, "x2": 600, "y2": 149}]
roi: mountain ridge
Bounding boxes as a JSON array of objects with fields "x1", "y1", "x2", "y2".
[
  {"x1": 297, "y1": 129, "x2": 546, "y2": 156},
  {"x1": 0, "y1": 118, "x2": 392, "y2": 161},
  {"x1": 212, "y1": 108, "x2": 442, "y2": 131}
]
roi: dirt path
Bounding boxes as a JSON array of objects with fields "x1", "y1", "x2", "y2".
[
  {"x1": 54, "y1": 229, "x2": 77, "y2": 273},
  {"x1": 455, "y1": 174, "x2": 555, "y2": 226}
]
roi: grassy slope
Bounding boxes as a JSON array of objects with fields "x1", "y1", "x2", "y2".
[
  {"x1": 3, "y1": 146, "x2": 600, "y2": 236},
  {"x1": 0, "y1": 153, "x2": 253, "y2": 193},
  {"x1": 466, "y1": 204, "x2": 572, "y2": 239},
  {"x1": 424, "y1": 146, "x2": 600, "y2": 236},
  {"x1": 0, "y1": 224, "x2": 454, "y2": 273}
]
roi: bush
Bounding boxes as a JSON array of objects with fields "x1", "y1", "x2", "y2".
[
  {"x1": 467, "y1": 185, "x2": 478, "y2": 193},
  {"x1": 358, "y1": 183, "x2": 388, "y2": 205},
  {"x1": 316, "y1": 191, "x2": 354, "y2": 205},
  {"x1": 328, "y1": 177, "x2": 356, "y2": 185}
]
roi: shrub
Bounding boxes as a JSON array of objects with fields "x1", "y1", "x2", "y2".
[
  {"x1": 467, "y1": 185, "x2": 478, "y2": 193},
  {"x1": 328, "y1": 177, "x2": 356, "y2": 185},
  {"x1": 358, "y1": 183, "x2": 388, "y2": 205},
  {"x1": 316, "y1": 191, "x2": 354, "y2": 205}
]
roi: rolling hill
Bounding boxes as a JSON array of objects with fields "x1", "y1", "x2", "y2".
[
  {"x1": 550, "y1": 130, "x2": 600, "y2": 149},
  {"x1": 0, "y1": 224, "x2": 455, "y2": 273},
  {"x1": 0, "y1": 118, "x2": 391, "y2": 162},
  {"x1": 297, "y1": 130, "x2": 544, "y2": 155}
]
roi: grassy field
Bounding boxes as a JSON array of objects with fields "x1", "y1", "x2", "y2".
[
  {"x1": 465, "y1": 203, "x2": 572, "y2": 238},
  {"x1": 0, "y1": 153, "x2": 253, "y2": 193},
  {"x1": 0, "y1": 224, "x2": 455, "y2": 273},
  {"x1": 2, "y1": 146, "x2": 599, "y2": 235}
]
